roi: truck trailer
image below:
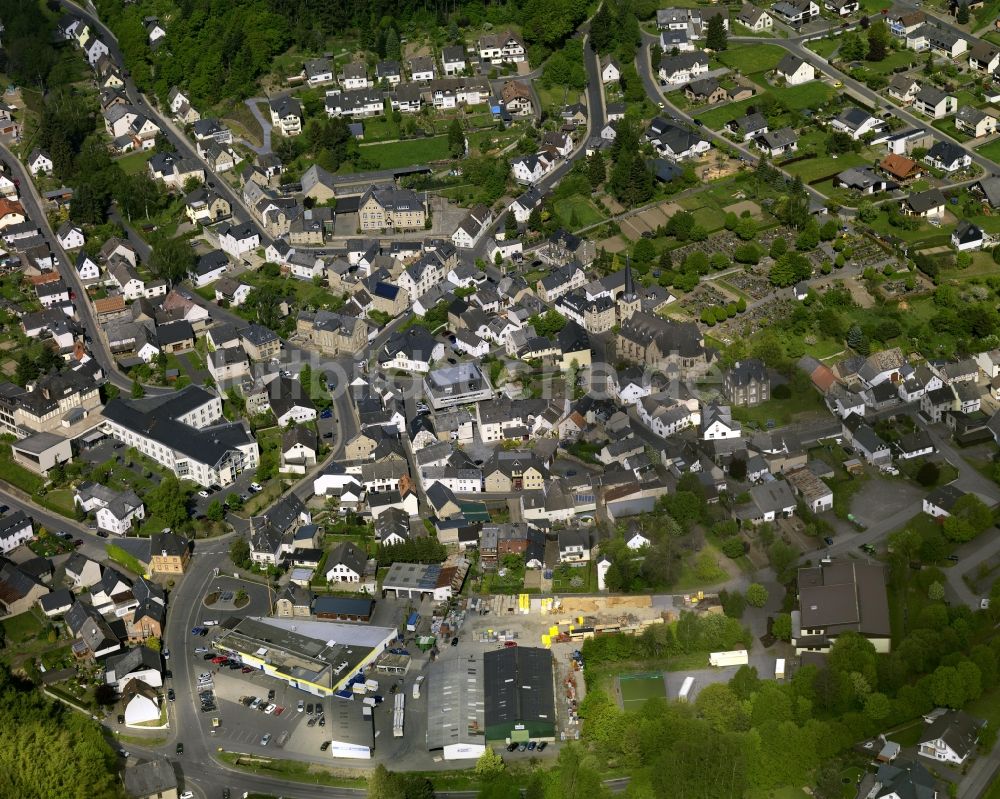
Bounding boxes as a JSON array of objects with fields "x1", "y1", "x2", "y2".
[
  {"x1": 678, "y1": 676, "x2": 695, "y2": 702},
  {"x1": 709, "y1": 650, "x2": 750, "y2": 667}
]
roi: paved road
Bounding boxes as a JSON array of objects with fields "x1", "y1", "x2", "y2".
[
  {"x1": 0, "y1": 143, "x2": 175, "y2": 395},
  {"x1": 64, "y1": 0, "x2": 275, "y2": 244},
  {"x1": 244, "y1": 98, "x2": 273, "y2": 154},
  {"x1": 633, "y1": 35, "x2": 831, "y2": 211}
]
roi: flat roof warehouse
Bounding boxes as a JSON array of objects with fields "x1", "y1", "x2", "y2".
[{"x1": 214, "y1": 616, "x2": 397, "y2": 697}]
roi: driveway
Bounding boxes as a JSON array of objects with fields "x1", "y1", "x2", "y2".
[{"x1": 245, "y1": 98, "x2": 273, "y2": 154}]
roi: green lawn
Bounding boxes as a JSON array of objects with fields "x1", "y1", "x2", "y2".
[
  {"x1": 0, "y1": 442, "x2": 45, "y2": 494},
  {"x1": 0, "y1": 609, "x2": 43, "y2": 643},
  {"x1": 806, "y1": 38, "x2": 841, "y2": 59},
  {"x1": 862, "y1": 49, "x2": 916, "y2": 75},
  {"x1": 694, "y1": 82, "x2": 834, "y2": 129},
  {"x1": 784, "y1": 152, "x2": 867, "y2": 183},
  {"x1": 932, "y1": 118, "x2": 971, "y2": 143},
  {"x1": 115, "y1": 150, "x2": 153, "y2": 175},
  {"x1": 731, "y1": 389, "x2": 828, "y2": 428},
  {"x1": 37, "y1": 489, "x2": 76, "y2": 518},
  {"x1": 716, "y1": 45, "x2": 786, "y2": 75},
  {"x1": 553, "y1": 194, "x2": 606, "y2": 229},
  {"x1": 976, "y1": 138, "x2": 1000, "y2": 163},
  {"x1": 353, "y1": 135, "x2": 451, "y2": 169}
]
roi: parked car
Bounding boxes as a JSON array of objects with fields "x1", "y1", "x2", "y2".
[
  {"x1": 96, "y1": 530, "x2": 109, "y2": 538},
  {"x1": 527, "y1": 741, "x2": 537, "y2": 751},
  {"x1": 176, "y1": 742, "x2": 184, "y2": 754},
  {"x1": 241, "y1": 666, "x2": 254, "y2": 674},
  {"x1": 823, "y1": 536, "x2": 834, "y2": 546},
  {"x1": 506, "y1": 742, "x2": 518, "y2": 752},
  {"x1": 168, "y1": 689, "x2": 175, "y2": 701},
  {"x1": 320, "y1": 409, "x2": 333, "y2": 419},
  {"x1": 249, "y1": 482, "x2": 263, "y2": 492},
  {"x1": 537, "y1": 741, "x2": 547, "y2": 751},
  {"x1": 298, "y1": 700, "x2": 305, "y2": 712},
  {"x1": 260, "y1": 733, "x2": 271, "y2": 746},
  {"x1": 320, "y1": 741, "x2": 330, "y2": 751}
]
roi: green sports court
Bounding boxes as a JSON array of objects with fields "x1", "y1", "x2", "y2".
[{"x1": 617, "y1": 672, "x2": 667, "y2": 710}]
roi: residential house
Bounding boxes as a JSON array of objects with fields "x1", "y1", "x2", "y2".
[
  {"x1": 684, "y1": 78, "x2": 727, "y2": 104},
  {"x1": 918, "y1": 710, "x2": 984, "y2": 765},
  {"x1": 304, "y1": 58, "x2": 334, "y2": 86},
  {"x1": 269, "y1": 96, "x2": 302, "y2": 137},
  {"x1": 738, "y1": 4, "x2": 773, "y2": 30},
  {"x1": 56, "y1": 222, "x2": 84, "y2": 250},
  {"x1": 831, "y1": 106, "x2": 883, "y2": 139},
  {"x1": 901, "y1": 188, "x2": 946, "y2": 217},
  {"x1": 887, "y1": 74, "x2": 921, "y2": 104},
  {"x1": 755, "y1": 127, "x2": 798, "y2": 157},
  {"x1": 955, "y1": 106, "x2": 997, "y2": 137},
  {"x1": 724, "y1": 359, "x2": 770, "y2": 407},
  {"x1": 441, "y1": 46, "x2": 467, "y2": 76},
  {"x1": 925, "y1": 141, "x2": 971, "y2": 171},
  {"x1": 325, "y1": 540, "x2": 371, "y2": 590},
  {"x1": 27, "y1": 150, "x2": 53, "y2": 176},
  {"x1": 280, "y1": 426, "x2": 317, "y2": 475},
  {"x1": 658, "y1": 51, "x2": 710, "y2": 85},
  {"x1": 771, "y1": 0, "x2": 819, "y2": 25},
  {"x1": 879, "y1": 153, "x2": 923, "y2": 183},
  {"x1": 912, "y1": 85, "x2": 956, "y2": 119},
  {"x1": 0, "y1": 510, "x2": 33, "y2": 554},
  {"x1": 74, "y1": 481, "x2": 145, "y2": 535},
  {"x1": 478, "y1": 31, "x2": 526, "y2": 64},
  {"x1": 358, "y1": 186, "x2": 426, "y2": 231},
  {"x1": 501, "y1": 80, "x2": 534, "y2": 115},
  {"x1": 601, "y1": 55, "x2": 621, "y2": 83},
  {"x1": 217, "y1": 221, "x2": 261, "y2": 259},
  {"x1": 775, "y1": 53, "x2": 815, "y2": 85},
  {"x1": 923, "y1": 484, "x2": 965, "y2": 518},
  {"x1": 952, "y1": 220, "x2": 985, "y2": 251},
  {"x1": 558, "y1": 529, "x2": 590, "y2": 564},
  {"x1": 148, "y1": 530, "x2": 190, "y2": 575},
  {"x1": 969, "y1": 40, "x2": 1000, "y2": 72}
]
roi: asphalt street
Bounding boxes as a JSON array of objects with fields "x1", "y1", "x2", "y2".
[{"x1": 0, "y1": 143, "x2": 172, "y2": 395}]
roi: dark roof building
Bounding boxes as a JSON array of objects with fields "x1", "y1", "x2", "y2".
[{"x1": 483, "y1": 646, "x2": 556, "y2": 742}]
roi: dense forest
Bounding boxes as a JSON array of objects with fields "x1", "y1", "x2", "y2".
[
  {"x1": 94, "y1": 0, "x2": 591, "y2": 106},
  {"x1": 0, "y1": 664, "x2": 123, "y2": 799}
]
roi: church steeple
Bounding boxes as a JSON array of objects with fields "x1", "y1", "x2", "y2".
[{"x1": 618, "y1": 254, "x2": 640, "y2": 323}]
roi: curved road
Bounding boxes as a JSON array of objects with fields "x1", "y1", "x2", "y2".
[{"x1": 0, "y1": 143, "x2": 172, "y2": 395}]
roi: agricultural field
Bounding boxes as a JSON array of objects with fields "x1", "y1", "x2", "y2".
[{"x1": 553, "y1": 195, "x2": 606, "y2": 229}]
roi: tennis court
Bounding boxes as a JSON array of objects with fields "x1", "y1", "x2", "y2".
[{"x1": 618, "y1": 672, "x2": 667, "y2": 710}]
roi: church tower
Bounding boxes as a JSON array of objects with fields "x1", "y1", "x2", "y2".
[{"x1": 617, "y1": 255, "x2": 640, "y2": 323}]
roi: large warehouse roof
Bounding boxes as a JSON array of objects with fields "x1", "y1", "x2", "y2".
[
  {"x1": 483, "y1": 647, "x2": 555, "y2": 739},
  {"x1": 426, "y1": 654, "x2": 486, "y2": 755}
]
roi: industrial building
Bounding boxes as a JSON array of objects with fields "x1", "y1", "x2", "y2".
[
  {"x1": 212, "y1": 616, "x2": 397, "y2": 697},
  {"x1": 483, "y1": 646, "x2": 556, "y2": 743},
  {"x1": 426, "y1": 654, "x2": 487, "y2": 760},
  {"x1": 327, "y1": 697, "x2": 375, "y2": 759},
  {"x1": 381, "y1": 561, "x2": 468, "y2": 601}
]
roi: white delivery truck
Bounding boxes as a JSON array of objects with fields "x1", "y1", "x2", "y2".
[
  {"x1": 412, "y1": 675, "x2": 424, "y2": 699},
  {"x1": 775, "y1": 658, "x2": 786, "y2": 680},
  {"x1": 365, "y1": 679, "x2": 379, "y2": 693},
  {"x1": 678, "y1": 676, "x2": 695, "y2": 702}
]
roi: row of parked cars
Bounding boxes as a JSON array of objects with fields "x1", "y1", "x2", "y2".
[{"x1": 506, "y1": 740, "x2": 547, "y2": 752}]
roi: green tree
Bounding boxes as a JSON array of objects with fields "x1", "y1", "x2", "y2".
[
  {"x1": 587, "y1": 151, "x2": 605, "y2": 188},
  {"x1": 146, "y1": 476, "x2": 190, "y2": 531},
  {"x1": 447, "y1": 118, "x2": 465, "y2": 158},
  {"x1": 474, "y1": 747, "x2": 506, "y2": 778},
  {"x1": 130, "y1": 379, "x2": 145, "y2": 399},
  {"x1": 229, "y1": 536, "x2": 251, "y2": 569},
  {"x1": 772, "y1": 613, "x2": 792, "y2": 641},
  {"x1": 150, "y1": 236, "x2": 196, "y2": 283},
  {"x1": 916, "y1": 461, "x2": 940, "y2": 487},
  {"x1": 205, "y1": 500, "x2": 225, "y2": 522},
  {"x1": 384, "y1": 28, "x2": 401, "y2": 61},
  {"x1": 746, "y1": 583, "x2": 769, "y2": 607},
  {"x1": 706, "y1": 13, "x2": 728, "y2": 50},
  {"x1": 504, "y1": 211, "x2": 518, "y2": 239},
  {"x1": 957, "y1": 2, "x2": 970, "y2": 23},
  {"x1": 864, "y1": 691, "x2": 891, "y2": 720},
  {"x1": 867, "y1": 21, "x2": 890, "y2": 61}
]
